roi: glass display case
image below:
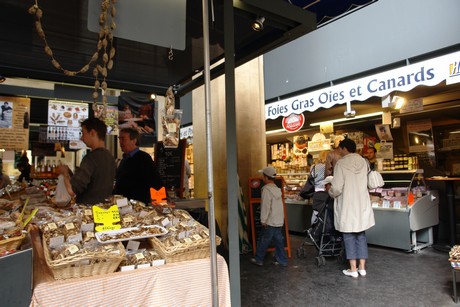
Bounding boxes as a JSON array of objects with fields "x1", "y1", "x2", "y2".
[{"x1": 366, "y1": 170, "x2": 439, "y2": 252}]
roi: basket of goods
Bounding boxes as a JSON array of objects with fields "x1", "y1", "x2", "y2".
[
  {"x1": 0, "y1": 220, "x2": 25, "y2": 253},
  {"x1": 148, "y1": 209, "x2": 221, "y2": 263},
  {"x1": 41, "y1": 219, "x2": 125, "y2": 280},
  {"x1": 450, "y1": 245, "x2": 460, "y2": 268},
  {"x1": 0, "y1": 199, "x2": 28, "y2": 254}
]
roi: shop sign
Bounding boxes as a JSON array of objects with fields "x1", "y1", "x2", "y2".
[
  {"x1": 282, "y1": 113, "x2": 304, "y2": 133},
  {"x1": 180, "y1": 125, "x2": 193, "y2": 139},
  {"x1": 265, "y1": 51, "x2": 460, "y2": 120}
]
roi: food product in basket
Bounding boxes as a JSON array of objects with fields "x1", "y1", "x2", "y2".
[
  {"x1": 96, "y1": 225, "x2": 168, "y2": 243},
  {"x1": 121, "y1": 214, "x2": 137, "y2": 228}
]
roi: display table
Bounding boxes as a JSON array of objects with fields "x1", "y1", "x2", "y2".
[{"x1": 29, "y1": 228, "x2": 231, "y2": 307}]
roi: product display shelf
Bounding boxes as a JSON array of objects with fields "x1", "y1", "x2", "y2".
[
  {"x1": 366, "y1": 169, "x2": 439, "y2": 252},
  {"x1": 279, "y1": 172, "x2": 311, "y2": 233}
]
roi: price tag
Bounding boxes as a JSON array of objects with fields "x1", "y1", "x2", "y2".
[
  {"x1": 382, "y1": 200, "x2": 390, "y2": 208},
  {"x1": 193, "y1": 234, "x2": 203, "y2": 241},
  {"x1": 67, "y1": 244, "x2": 79, "y2": 255},
  {"x1": 116, "y1": 197, "x2": 129, "y2": 208},
  {"x1": 123, "y1": 216, "x2": 133, "y2": 223},
  {"x1": 84, "y1": 209, "x2": 93, "y2": 216},
  {"x1": 65, "y1": 223, "x2": 75, "y2": 230},
  {"x1": 150, "y1": 187, "x2": 167, "y2": 203},
  {"x1": 393, "y1": 201, "x2": 401, "y2": 209},
  {"x1": 135, "y1": 252, "x2": 145, "y2": 260},
  {"x1": 161, "y1": 217, "x2": 170, "y2": 227},
  {"x1": 184, "y1": 237, "x2": 193, "y2": 244},
  {"x1": 48, "y1": 222, "x2": 57, "y2": 230},
  {"x1": 86, "y1": 231, "x2": 95, "y2": 238},
  {"x1": 93, "y1": 205, "x2": 121, "y2": 232},
  {"x1": 178, "y1": 231, "x2": 186, "y2": 240},
  {"x1": 167, "y1": 122, "x2": 177, "y2": 133},
  {"x1": 126, "y1": 240, "x2": 140, "y2": 251}
]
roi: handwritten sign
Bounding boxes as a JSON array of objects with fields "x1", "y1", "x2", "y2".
[{"x1": 93, "y1": 205, "x2": 121, "y2": 232}]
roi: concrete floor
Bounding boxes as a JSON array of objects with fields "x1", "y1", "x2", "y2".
[{"x1": 240, "y1": 234, "x2": 458, "y2": 307}]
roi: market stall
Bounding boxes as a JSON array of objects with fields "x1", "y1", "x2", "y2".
[{"x1": 0, "y1": 182, "x2": 229, "y2": 306}]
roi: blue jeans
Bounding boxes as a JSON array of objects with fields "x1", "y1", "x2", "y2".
[
  {"x1": 343, "y1": 232, "x2": 368, "y2": 260},
  {"x1": 254, "y1": 225, "x2": 288, "y2": 265}
]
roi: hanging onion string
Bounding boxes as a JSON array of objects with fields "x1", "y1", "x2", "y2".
[{"x1": 28, "y1": 0, "x2": 117, "y2": 119}]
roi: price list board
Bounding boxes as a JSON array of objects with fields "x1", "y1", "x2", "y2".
[{"x1": 154, "y1": 139, "x2": 186, "y2": 198}]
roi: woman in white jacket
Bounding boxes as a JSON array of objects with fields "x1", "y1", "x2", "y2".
[{"x1": 329, "y1": 138, "x2": 375, "y2": 278}]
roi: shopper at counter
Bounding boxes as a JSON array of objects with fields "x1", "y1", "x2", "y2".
[
  {"x1": 325, "y1": 135, "x2": 345, "y2": 176},
  {"x1": 250, "y1": 166, "x2": 288, "y2": 267},
  {"x1": 59, "y1": 118, "x2": 116, "y2": 205},
  {"x1": 114, "y1": 127, "x2": 163, "y2": 204},
  {"x1": 328, "y1": 138, "x2": 375, "y2": 278}
]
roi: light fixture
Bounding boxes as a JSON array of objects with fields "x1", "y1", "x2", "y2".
[
  {"x1": 392, "y1": 95, "x2": 405, "y2": 109},
  {"x1": 150, "y1": 93, "x2": 157, "y2": 100},
  {"x1": 252, "y1": 16, "x2": 265, "y2": 31},
  {"x1": 310, "y1": 111, "x2": 383, "y2": 126}
]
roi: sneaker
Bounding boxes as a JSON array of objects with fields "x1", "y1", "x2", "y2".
[
  {"x1": 342, "y1": 269, "x2": 358, "y2": 278},
  {"x1": 273, "y1": 260, "x2": 288, "y2": 267},
  {"x1": 358, "y1": 269, "x2": 367, "y2": 276},
  {"x1": 250, "y1": 258, "x2": 263, "y2": 266}
]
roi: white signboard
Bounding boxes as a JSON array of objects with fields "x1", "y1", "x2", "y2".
[
  {"x1": 48, "y1": 100, "x2": 89, "y2": 128},
  {"x1": 265, "y1": 51, "x2": 460, "y2": 119}
]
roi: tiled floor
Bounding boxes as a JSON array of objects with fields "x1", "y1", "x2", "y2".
[{"x1": 240, "y1": 234, "x2": 458, "y2": 306}]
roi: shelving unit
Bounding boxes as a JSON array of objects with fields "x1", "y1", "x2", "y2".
[{"x1": 366, "y1": 170, "x2": 439, "y2": 252}]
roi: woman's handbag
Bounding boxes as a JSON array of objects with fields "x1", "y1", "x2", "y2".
[
  {"x1": 300, "y1": 166, "x2": 316, "y2": 199},
  {"x1": 367, "y1": 169, "x2": 384, "y2": 189}
]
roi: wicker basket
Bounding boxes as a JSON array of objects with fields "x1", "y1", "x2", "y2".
[
  {"x1": 149, "y1": 232, "x2": 221, "y2": 263},
  {"x1": 0, "y1": 233, "x2": 26, "y2": 253},
  {"x1": 43, "y1": 236, "x2": 125, "y2": 280}
]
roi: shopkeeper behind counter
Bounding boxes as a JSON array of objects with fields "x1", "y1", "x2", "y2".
[
  {"x1": 114, "y1": 127, "x2": 163, "y2": 204},
  {"x1": 59, "y1": 118, "x2": 116, "y2": 205}
]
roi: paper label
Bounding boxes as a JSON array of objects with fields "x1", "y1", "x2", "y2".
[
  {"x1": 49, "y1": 236, "x2": 65, "y2": 248},
  {"x1": 393, "y1": 201, "x2": 401, "y2": 209},
  {"x1": 139, "y1": 211, "x2": 149, "y2": 218},
  {"x1": 116, "y1": 197, "x2": 129, "y2": 207},
  {"x1": 161, "y1": 217, "x2": 170, "y2": 227},
  {"x1": 93, "y1": 205, "x2": 121, "y2": 232},
  {"x1": 184, "y1": 237, "x2": 193, "y2": 244},
  {"x1": 86, "y1": 231, "x2": 95, "y2": 238},
  {"x1": 193, "y1": 234, "x2": 203, "y2": 241},
  {"x1": 135, "y1": 253, "x2": 145, "y2": 260},
  {"x1": 382, "y1": 200, "x2": 390, "y2": 208},
  {"x1": 67, "y1": 244, "x2": 79, "y2": 255},
  {"x1": 48, "y1": 223, "x2": 57, "y2": 230},
  {"x1": 371, "y1": 201, "x2": 379, "y2": 208},
  {"x1": 84, "y1": 209, "x2": 93, "y2": 216},
  {"x1": 123, "y1": 216, "x2": 134, "y2": 223},
  {"x1": 67, "y1": 233, "x2": 83, "y2": 243},
  {"x1": 178, "y1": 231, "x2": 186, "y2": 240},
  {"x1": 126, "y1": 240, "x2": 140, "y2": 251},
  {"x1": 65, "y1": 223, "x2": 75, "y2": 230},
  {"x1": 169, "y1": 226, "x2": 177, "y2": 232}
]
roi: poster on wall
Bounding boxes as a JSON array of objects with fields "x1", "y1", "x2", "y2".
[
  {"x1": 292, "y1": 135, "x2": 308, "y2": 157},
  {"x1": 118, "y1": 94, "x2": 156, "y2": 146},
  {"x1": 375, "y1": 124, "x2": 393, "y2": 141},
  {"x1": 0, "y1": 96, "x2": 30, "y2": 150},
  {"x1": 48, "y1": 100, "x2": 89, "y2": 147},
  {"x1": 94, "y1": 104, "x2": 119, "y2": 135}
]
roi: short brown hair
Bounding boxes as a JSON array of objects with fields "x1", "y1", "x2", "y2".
[{"x1": 81, "y1": 117, "x2": 107, "y2": 141}]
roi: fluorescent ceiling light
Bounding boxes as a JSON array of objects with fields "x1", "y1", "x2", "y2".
[
  {"x1": 266, "y1": 128, "x2": 286, "y2": 135},
  {"x1": 310, "y1": 111, "x2": 383, "y2": 127}
]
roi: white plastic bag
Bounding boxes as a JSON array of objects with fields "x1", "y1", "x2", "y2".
[
  {"x1": 367, "y1": 170, "x2": 384, "y2": 189},
  {"x1": 55, "y1": 174, "x2": 71, "y2": 207}
]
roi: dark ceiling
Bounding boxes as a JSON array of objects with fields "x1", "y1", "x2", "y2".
[{"x1": 0, "y1": 0, "x2": 376, "y2": 97}]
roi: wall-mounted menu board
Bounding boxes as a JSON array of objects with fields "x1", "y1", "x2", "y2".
[
  {"x1": 154, "y1": 139, "x2": 186, "y2": 198},
  {"x1": 248, "y1": 176, "x2": 291, "y2": 258}
]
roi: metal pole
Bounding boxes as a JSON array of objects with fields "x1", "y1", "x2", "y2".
[{"x1": 202, "y1": 0, "x2": 219, "y2": 306}]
